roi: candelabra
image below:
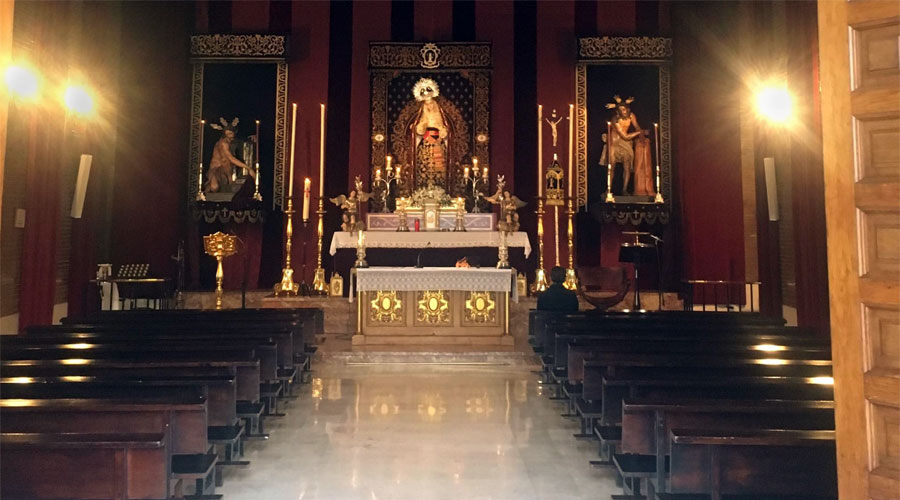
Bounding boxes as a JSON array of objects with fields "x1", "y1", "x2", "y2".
[
  {"x1": 563, "y1": 198, "x2": 579, "y2": 291},
  {"x1": 373, "y1": 163, "x2": 401, "y2": 213},
  {"x1": 532, "y1": 198, "x2": 549, "y2": 293},
  {"x1": 274, "y1": 199, "x2": 299, "y2": 296},
  {"x1": 462, "y1": 164, "x2": 490, "y2": 213},
  {"x1": 203, "y1": 232, "x2": 237, "y2": 309},
  {"x1": 311, "y1": 199, "x2": 327, "y2": 294}
]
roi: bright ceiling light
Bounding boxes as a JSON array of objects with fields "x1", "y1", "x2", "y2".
[
  {"x1": 755, "y1": 85, "x2": 793, "y2": 124},
  {"x1": 4, "y1": 65, "x2": 40, "y2": 100},
  {"x1": 63, "y1": 85, "x2": 95, "y2": 115}
]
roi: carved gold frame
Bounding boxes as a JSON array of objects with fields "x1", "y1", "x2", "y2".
[
  {"x1": 464, "y1": 291, "x2": 497, "y2": 324},
  {"x1": 369, "y1": 290, "x2": 404, "y2": 324},
  {"x1": 369, "y1": 42, "x2": 491, "y2": 188},
  {"x1": 188, "y1": 34, "x2": 289, "y2": 209},
  {"x1": 575, "y1": 36, "x2": 672, "y2": 225},
  {"x1": 416, "y1": 290, "x2": 451, "y2": 325}
]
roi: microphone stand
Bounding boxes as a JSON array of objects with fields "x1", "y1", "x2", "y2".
[{"x1": 648, "y1": 234, "x2": 664, "y2": 310}]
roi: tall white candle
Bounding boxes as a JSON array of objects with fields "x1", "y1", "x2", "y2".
[
  {"x1": 319, "y1": 103, "x2": 326, "y2": 197},
  {"x1": 288, "y1": 103, "x2": 297, "y2": 198},
  {"x1": 538, "y1": 105, "x2": 543, "y2": 197},
  {"x1": 255, "y1": 120, "x2": 260, "y2": 166},
  {"x1": 568, "y1": 104, "x2": 574, "y2": 198},
  {"x1": 199, "y1": 119, "x2": 205, "y2": 192},
  {"x1": 302, "y1": 178, "x2": 311, "y2": 220},
  {"x1": 255, "y1": 162, "x2": 260, "y2": 191}
]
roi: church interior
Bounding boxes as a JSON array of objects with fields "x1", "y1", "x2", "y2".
[{"x1": 0, "y1": 0, "x2": 898, "y2": 499}]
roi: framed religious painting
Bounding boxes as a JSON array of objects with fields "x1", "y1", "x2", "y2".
[
  {"x1": 575, "y1": 36, "x2": 673, "y2": 225},
  {"x1": 188, "y1": 34, "x2": 289, "y2": 219},
  {"x1": 368, "y1": 42, "x2": 492, "y2": 213}
]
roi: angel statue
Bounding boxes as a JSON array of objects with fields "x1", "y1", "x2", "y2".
[
  {"x1": 405, "y1": 78, "x2": 457, "y2": 192},
  {"x1": 330, "y1": 176, "x2": 373, "y2": 232},
  {"x1": 207, "y1": 117, "x2": 256, "y2": 193},
  {"x1": 485, "y1": 175, "x2": 526, "y2": 233}
]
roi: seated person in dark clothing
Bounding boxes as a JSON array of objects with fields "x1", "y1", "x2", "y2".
[{"x1": 537, "y1": 266, "x2": 579, "y2": 312}]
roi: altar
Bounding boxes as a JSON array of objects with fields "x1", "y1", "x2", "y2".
[
  {"x1": 330, "y1": 232, "x2": 530, "y2": 296},
  {"x1": 352, "y1": 267, "x2": 516, "y2": 346}
]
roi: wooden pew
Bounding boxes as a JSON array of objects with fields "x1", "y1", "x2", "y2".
[
  {"x1": 556, "y1": 334, "x2": 829, "y2": 414},
  {"x1": 3, "y1": 350, "x2": 264, "y2": 445},
  {"x1": 2, "y1": 431, "x2": 171, "y2": 500},
  {"x1": 665, "y1": 428, "x2": 837, "y2": 500},
  {"x1": 532, "y1": 310, "x2": 789, "y2": 363},
  {"x1": 69, "y1": 307, "x2": 323, "y2": 358},
  {"x1": 574, "y1": 347, "x2": 831, "y2": 433},
  {"x1": 1, "y1": 388, "x2": 219, "y2": 498},
  {"x1": 619, "y1": 398, "x2": 835, "y2": 497},
  {"x1": 1, "y1": 347, "x2": 262, "y2": 403},
  {"x1": 6, "y1": 336, "x2": 287, "y2": 415}
]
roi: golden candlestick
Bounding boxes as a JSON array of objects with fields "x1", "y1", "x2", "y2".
[
  {"x1": 203, "y1": 232, "x2": 238, "y2": 309},
  {"x1": 563, "y1": 198, "x2": 578, "y2": 290},
  {"x1": 531, "y1": 198, "x2": 549, "y2": 293},
  {"x1": 274, "y1": 199, "x2": 299, "y2": 296},
  {"x1": 312, "y1": 198, "x2": 327, "y2": 294},
  {"x1": 497, "y1": 229, "x2": 510, "y2": 269}
]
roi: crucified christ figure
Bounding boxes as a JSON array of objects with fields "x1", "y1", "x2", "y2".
[{"x1": 545, "y1": 109, "x2": 564, "y2": 147}]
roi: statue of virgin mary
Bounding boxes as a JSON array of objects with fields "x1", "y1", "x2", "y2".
[{"x1": 406, "y1": 78, "x2": 457, "y2": 192}]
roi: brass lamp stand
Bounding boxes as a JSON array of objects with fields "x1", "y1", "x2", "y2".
[
  {"x1": 531, "y1": 198, "x2": 549, "y2": 293},
  {"x1": 563, "y1": 198, "x2": 579, "y2": 290},
  {"x1": 311, "y1": 199, "x2": 327, "y2": 294},
  {"x1": 203, "y1": 232, "x2": 238, "y2": 309},
  {"x1": 274, "y1": 199, "x2": 299, "y2": 296}
]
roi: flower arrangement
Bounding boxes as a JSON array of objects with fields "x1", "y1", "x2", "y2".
[{"x1": 408, "y1": 185, "x2": 454, "y2": 208}]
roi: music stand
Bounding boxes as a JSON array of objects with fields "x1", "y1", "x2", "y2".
[{"x1": 619, "y1": 232, "x2": 655, "y2": 311}]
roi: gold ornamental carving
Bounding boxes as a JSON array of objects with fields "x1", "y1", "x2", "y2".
[
  {"x1": 579, "y1": 36, "x2": 672, "y2": 61},
  {"x1": 370, "y1": 290, "x2": 403, "y2": 323},
  {"x1": 465, "y1": 292, "x2": 496, "y2": 323},
  {"x1": 369, "y1": 43, "x2": 491, "y2": 69},
  {"x1": 416, "y1": 291, "x2": 450, "y2": 325},
  {"x1": 191, "y1": 34, "x2": 287, "y2": 58}
]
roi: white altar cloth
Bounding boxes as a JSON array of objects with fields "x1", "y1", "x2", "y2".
[
  {"x1": 330, "y1": 231, "x2": 531, "y2": 257},
  {"x1": 352, "y1": 267, "x2": 517, "y2": 302}
]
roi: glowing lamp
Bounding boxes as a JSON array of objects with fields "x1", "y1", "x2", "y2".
[
  {"x1": 755, "y1": 85, "x2": 793, "y2": 124},
  {"x1": 63, "y1": 85, "x2": 95, "y2": 115},
  {"x1": 4, "y1": 65, "x2": 40, "y2": 100}
]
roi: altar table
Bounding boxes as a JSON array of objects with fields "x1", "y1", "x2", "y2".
[
  {"x1": 330, "y1": 231, "x2": 531, "y2": 257},
  {"x1": 351, "y1": 267, "x2": 516, "y2": 346}
]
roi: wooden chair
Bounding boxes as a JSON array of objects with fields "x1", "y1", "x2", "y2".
[{"x1": 577, "y1": 266, "x2": 630, "y2": 310}]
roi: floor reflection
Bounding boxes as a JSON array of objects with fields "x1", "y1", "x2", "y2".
[{"x1": 220, "y1": 365, "x2": 618, "y2": 500}]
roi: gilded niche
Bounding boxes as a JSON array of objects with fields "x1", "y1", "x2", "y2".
[
  {"x1": 370, "y1": 291, "x2": 403, "y2": 323},
  {"x1": 416, "y1": 291, "x2": 450, "y2": 325}
]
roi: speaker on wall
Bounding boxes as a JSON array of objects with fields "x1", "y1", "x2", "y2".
[
  {"x1": 70, "y1": 154, "x2": 93, "y2": 219},
  {"x1": 763, "y1": 156, "x2": 779, "y2": 222}
]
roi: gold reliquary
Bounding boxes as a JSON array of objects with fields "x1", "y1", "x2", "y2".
[{"x1": 545, "y1": 153, "x2": 565, "y2": 206}]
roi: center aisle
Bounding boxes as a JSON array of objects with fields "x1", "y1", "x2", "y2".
[{"x1": 220, "y1": 364, "x2": 617, "y2": 500}]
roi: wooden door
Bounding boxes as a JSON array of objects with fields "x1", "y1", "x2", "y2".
[{"x1": 819, "y1": 1, "x2": 900, "y2": 499}]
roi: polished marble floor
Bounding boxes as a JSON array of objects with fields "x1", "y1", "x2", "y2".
[{"x1": 219, "y1": 364, "x2": 618, "y2": 500}]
